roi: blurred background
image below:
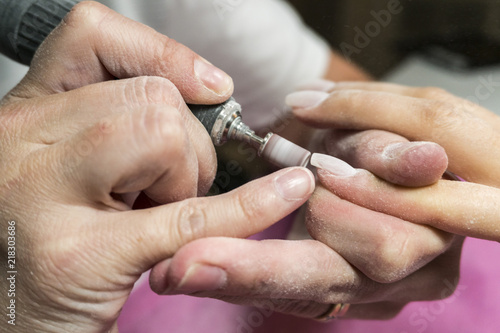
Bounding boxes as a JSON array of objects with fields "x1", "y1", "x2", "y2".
[{"x1": 288, "y1": 0, "x2": 500, "y2": 77}]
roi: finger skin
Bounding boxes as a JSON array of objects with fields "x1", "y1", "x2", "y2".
[
  {"x1": 326, "y1": 82, "x2": 500, "y2": 130},
  {"x1": 149, "y1": 236, "x2": 463, "y2": 320},
  {"x1": 10, "y1": 77, "x2": 218, "y2": 198},
  {"x1": 306, "y1": 186, "x2": 454, "y2": 283},
  {"x1": 153, "y1": 238, "x2": 359, "y2": 302},
  {"x1": 317, "y1": 168, "x2": 500, "y2": 242},
  {"x1": 9, "y1": 1, "x2": 233, "y2": 104},
  {"x1": 325, "y1": 129, "x2": 448, "y2": 187},
  {"x1": 104, "y1": 168, "x2": 315, "y2": 273},
  {"x1": 292, "y1": 89, "x2": 500, "y2": 186},
  {"x1": 53, "y1": 104, "x2": 198, "y2": 206}
]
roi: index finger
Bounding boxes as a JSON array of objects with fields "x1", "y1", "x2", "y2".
[
  {"x1": 9, "y1": 1, "x2": 233, "y2": 104},
  {"x1": 287, "y1": 89, "x2": 500, "y2": 185}
]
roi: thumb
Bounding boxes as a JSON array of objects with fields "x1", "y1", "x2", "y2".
[
  {"x1": 13, "y1": 1, "x2": 233, "y2": 104},
  {"x1": 104, "y1": 167, "x2": 315, "y2": 273}
]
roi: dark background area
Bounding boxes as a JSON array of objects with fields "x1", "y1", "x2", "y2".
[{"x1": 288, "y1": 0, "x2": 500, "y2": 77}]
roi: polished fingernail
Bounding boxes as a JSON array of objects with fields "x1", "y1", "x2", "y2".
[
  {"x1": 296, "y1": 79, "x2": 336, "y2": 92},
  {"x1": 285, "y1": 91, "x2": 329, "y2": 109},
  {"x1": 274, "y1": 168, "x2": 315, "y2": 200},
  {"x1": 194, "y1": 58, "x2": 233, "y2": 96},
  {"x1": 174, "y1": 264, "x2": 227, "y2": 294},
  {"x1": 310, "y1": 153, "x2": 357, "y2": 177}
]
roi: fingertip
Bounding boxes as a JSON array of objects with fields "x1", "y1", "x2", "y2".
[
  {"x1": 193, "y1": 58, "x2": 234, "y2": 99},
  {"x1": 383, "y1": 142, "x2": 448, "y2": 186},
  {"x1": 274, "y1": 167, "x2": 315, "y2": 201},
  {"x1": 150, "y1": 258, "x2": 173, "y2": 295},
  {"x1": 285, "y1": 91, "x2": 329, "y2": 110},
  {"x1": 311, "y1": 153, "x2": 358, "y2": 177},
  {"x1": 295, "y1": 79, "x2": 336, "y2": 92}
]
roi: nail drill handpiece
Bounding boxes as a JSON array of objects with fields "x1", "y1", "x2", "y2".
[{"x1": 189, "y1": 98, "x2": 312, "y2": 168}]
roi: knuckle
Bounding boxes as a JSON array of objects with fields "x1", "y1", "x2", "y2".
[
  {"x1": 155, "y1": 36, "x2": 198, "y2": 97},
  {"x1": 418, "y1": 87, "x2": 452, "y2": 100},
  {"x1": 145, "y1": 105, "x2": 184, "y2": 142},
  {"x1": 232, "y1": 189, "x2": 266, "y2": 225},
  {"x1": 63, "y1": 1, "x2": 110, "y2": 29},
  {"x1": 159, "y1": 35, "x2": 178, "y2": 58},
  {"x1": 157, "y1": 36, "x2": 184, "y2": 68},
  {"x1": 30, "y1": 230, "x2": 83, "y2": 278},
  {"x1": 329, "y1": 90, "x2": 358, "y2": 122},
  {"x1": 171, "y1": 198, "x2": 209, "y2": 246},
  {"x1": 367, "y1": 228, "x2": 415, "y2": 283},
  {"x1": 418, "y1": 100, "x2": 463, "y2": 135},
  {"x1": 127, "y1": 104, "x2": 186, "y2": 156},
  {"x1": 126, "y1": 77, "x2": 181, "y2": 107}
]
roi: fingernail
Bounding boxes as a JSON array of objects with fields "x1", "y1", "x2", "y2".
[
  {"x1": 296, "y1": 79, "x2": 336, "y2": 92},
  {"x1": 382, "y1": 142, "x2": 418, "y2": 159},
  {"x1": 274, "y1": 168, "x2": 314, "y2": 200},
  {"x1": 285, "y1": 91, "x2": 329, "y2": 109},
  {"x1": 310, "y1": 153, "x2": 357, "y2": 177},
  {"x1": 383, "y1": 142, "x2": 441, "y2": 161},
  {"x1": 194, "y1": 58, "x2": 233, "y2": 96},
  {"x1": 174, "y1": 264, "x2": 227, "y2": 294}
]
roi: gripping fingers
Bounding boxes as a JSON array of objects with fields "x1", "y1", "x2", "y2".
[
  {"x1": 150, "y1": 237, "x2": 462, "y2": 320},
  {"x1": 11, "y1": 1, "x2": 233, "y2": 103},
  {"x1": 152, "y1": 238, "x2": 359, "y2": 302},
  {"x1": 20, "y1": 77, "x2": 218, "y2": 199},
  {"x1": 104, "y1": 168, "x2": 314, "y2": 274},
  {"x1": 54, "y1": 104, "x2": 198, "y2": 206},
  {"x1": 306, "y1": 186, "x2": 453, "y2": 283}
]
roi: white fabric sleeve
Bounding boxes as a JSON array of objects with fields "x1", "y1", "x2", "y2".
[{"x1": 101, "y1": 0, "x2": 331, "y2": 129}]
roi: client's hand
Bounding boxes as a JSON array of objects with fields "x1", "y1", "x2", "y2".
[
  {"x1": 153, "y1": 84, "x2": 465, "y2": 320},
  {"x1": 288, "y1": 81, "x2": 500, "y2": 242},
  {"x1": 0, "y1": 2, "x2": 315, "y2": 332}
]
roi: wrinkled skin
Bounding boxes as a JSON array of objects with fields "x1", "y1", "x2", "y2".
[{"x1": 0, "y1": 2, "x2": 315, "y2": 332}]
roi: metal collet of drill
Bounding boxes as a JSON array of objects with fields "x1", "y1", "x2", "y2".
[{"x1": 188, "y1": 98, "x2": 311, "y2": 168}]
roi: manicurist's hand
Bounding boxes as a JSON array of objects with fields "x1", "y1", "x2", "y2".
[{"x1": 0, "y1": 2, "x2": 315, "y2": 332}]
